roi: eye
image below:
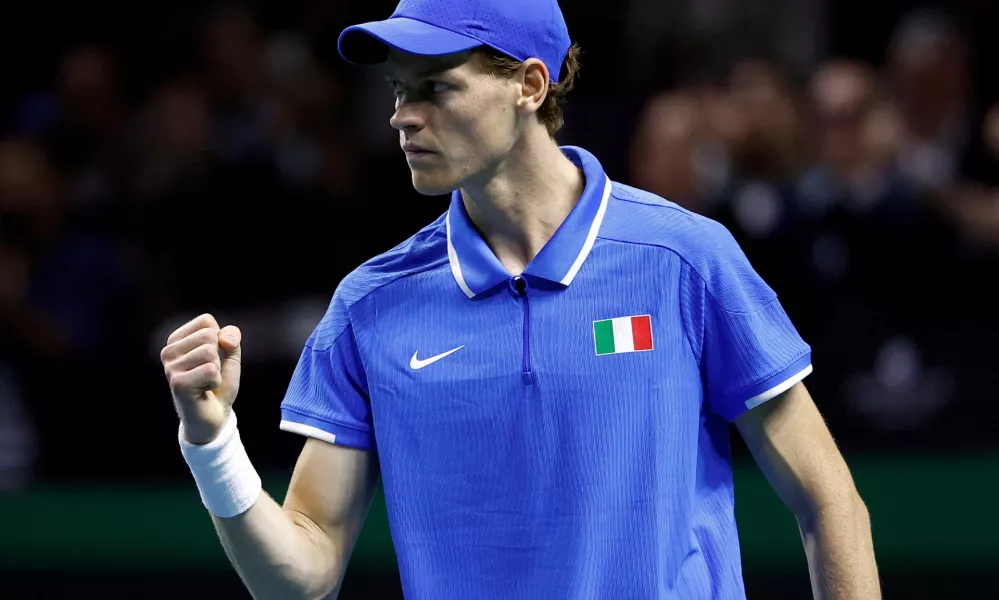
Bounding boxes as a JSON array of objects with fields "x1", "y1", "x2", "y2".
[
  {"x1": 418, "y1": 80, "x2": 452, "y2": 97},
  {"x1": 387, "y1": 80, "x2": 405, "y2": 98}
]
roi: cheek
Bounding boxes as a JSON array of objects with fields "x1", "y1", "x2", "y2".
[{"x1": 456, "y1": 95, "x2": 516, "y2": 154}]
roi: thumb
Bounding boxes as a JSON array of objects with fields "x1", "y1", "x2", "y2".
[{"x1": 216, "y1": 325, "x2": 242, "y2": 405}]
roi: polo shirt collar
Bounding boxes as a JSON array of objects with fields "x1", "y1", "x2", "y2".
[{"x1": 446, "y1": 146, "x2": 612, "y2": 298}]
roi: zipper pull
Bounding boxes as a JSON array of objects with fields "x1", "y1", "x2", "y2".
[{"x1": 513, "y1": 276, "x2": 527, "y2": 295}]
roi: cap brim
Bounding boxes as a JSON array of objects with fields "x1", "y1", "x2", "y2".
[{"x1": 338, "y1": 17, "x2": 483, "y2": 66}]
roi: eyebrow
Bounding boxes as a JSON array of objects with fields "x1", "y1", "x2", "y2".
[
  {"x1": 383, "y1": 51, "x2": 470, "y2": 81},
  {"x1": 384, "y1": 66, "x2": 452, "y2": 81}
]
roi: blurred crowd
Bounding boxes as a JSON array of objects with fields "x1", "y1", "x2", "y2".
[
  {"x1": 628, "y1": 8, "x2": 999, "y2": 450},
  {"x1": 0, "y1": 2, "x2": 997, "y2": 489}
]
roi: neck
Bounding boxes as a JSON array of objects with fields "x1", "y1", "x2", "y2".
[{"x1": 459, "y1": 129, "x2": 585, "y2": 276}]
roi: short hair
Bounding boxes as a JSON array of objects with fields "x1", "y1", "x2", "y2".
[{"x1": 473, "y1": 43, "x2": 582, "y2": 138}]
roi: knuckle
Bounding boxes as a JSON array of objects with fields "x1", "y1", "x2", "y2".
[
  {"x1": 204, "y1": 365, "x2": 223, "y2": 387},
  {"x1": 182, "y1": 329, "x2": 212, "y2": 350},
  {"x1": 197, "y1": 343, "x2": 220, "y2": 363},
  {"x1": 167, "y1": 371, "x2": 184, "y2": 390},
  {"x1": 198, "y1": 313, "x2": 219, "y2": 328},
  {"x1": 166, "y1": 328, "x2": 183, "y2": 345},
  {"x1": 198, "y1": 328, "x2": 220, "y2": 344}
]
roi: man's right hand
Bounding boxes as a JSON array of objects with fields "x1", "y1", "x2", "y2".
[{"x1": 161, "y1": 313, "x2": 243, "y2": 444}]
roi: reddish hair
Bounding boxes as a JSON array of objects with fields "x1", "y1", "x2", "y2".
[{"x1": 473, "y1": 43, "x2": 582, "y2": 137}]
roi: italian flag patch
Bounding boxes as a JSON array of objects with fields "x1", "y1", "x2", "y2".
[{"x1": 593, "y1": 315, "x2": 654, "y2": 355}]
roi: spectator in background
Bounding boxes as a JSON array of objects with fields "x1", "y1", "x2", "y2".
[
  {"x1": 0, "y1": 138, "x2": 136, "y2": 482},
  {"x1": 787, "y1": 46, "x2": 983, "y2": 442},
  {"x1": 797, "y1": 60, "x2": 903, "y2": 215},
  {"x1": 0, "y1": 138, "x2": 131, "y2": 358},
  {"x1": 133, "y1": 76, "x2": 220, "y2": 317},
  {"x1": 133, "y1": 78, "x2": 215, "y2": 202},
  {"x1": 133, "y1": 73, "x2": 287, "y2": 315},
  {"x1": 264, "y1": 31, "x2": 351, "y2": 195},
  {"x1": 628, "y1": 58, "x2": 808, "y2": 231},
  {"x1": 627, "y1": 60, "x2": 808, "y2": 308},
  {"x1": 726, "y1": 60, "x2": 805, "y2": 183},
  {"x1": 788, "y1": 60, "x2": 900, "y2": 338},
  {"x1": 13, "y1": 46, "x2": 131, "y2": 234},
  {"x1": 628, "y1": 90, "x2": 725, "y2": 215},
  {"x1": 202, "y1": 4, "x2": 272, "y2": 167},
  {"x1": 622, "y1": 0, "x2": 827, "y2": 85},
  {"x1": 719, "y1": 59, "x2": 807, "y2": 243},
  {"x1": 887, "y1": 9, "x2": 973, "y2": 196}
]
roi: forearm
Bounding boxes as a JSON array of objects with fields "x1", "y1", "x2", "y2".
[
  {"x1": 798, "y1": 495, "x2": 880, "y2": 600},
  {"x1": 180, "y1": 413, "x2": 342, "y2": 600},
  {"x1": 166, "y1": 317, "x2": 373, "y2": 600},
  {"x1": 211, "y1": 493, "x2": 342, "y2": 600}
]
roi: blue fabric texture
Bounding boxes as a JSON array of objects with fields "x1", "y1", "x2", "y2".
[
  {"x1": 338, "y1": 0, "x2": 572, "y2": 82},
  {"x1": 280, "y1": 146, "x2": 812, "y2": 599}
]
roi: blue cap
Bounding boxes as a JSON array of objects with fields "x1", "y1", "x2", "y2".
[{"x1": 338, "y1": 0, "x2": 571, "y2": 82}]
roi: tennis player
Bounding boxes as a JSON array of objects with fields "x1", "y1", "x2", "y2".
[{"x1": 160, "y1": 0, "x2": 881, "y2": 598}]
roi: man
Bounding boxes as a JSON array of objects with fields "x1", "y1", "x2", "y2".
[{"x1": 160, "y1": 1, "x2": 880, "y2": 598}]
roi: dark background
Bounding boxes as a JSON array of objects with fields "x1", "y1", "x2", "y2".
[{"x1": 0, "y1": 0, "x2": 997, "y2": 598}]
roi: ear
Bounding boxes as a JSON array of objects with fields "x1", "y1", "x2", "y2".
[{"x1": 517, "y1": 58, "x2": 550, "y2": 116}]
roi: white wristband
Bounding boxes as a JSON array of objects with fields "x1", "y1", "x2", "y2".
[{"x1": 179, "y1": 411, "x2": 262, "y2": 518}]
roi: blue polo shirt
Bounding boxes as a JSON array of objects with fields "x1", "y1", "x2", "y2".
[{"x1": 280, "y1": 146, "x2": 812, "y2": 599}]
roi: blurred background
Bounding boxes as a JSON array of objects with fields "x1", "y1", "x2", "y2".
[{"x1": 0, "y1": 0, "x2": 997, "y2": 597}]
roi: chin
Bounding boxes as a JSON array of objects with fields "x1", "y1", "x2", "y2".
[{"x1": 410, "y1": 170, "x2": 459, "y2": 197}]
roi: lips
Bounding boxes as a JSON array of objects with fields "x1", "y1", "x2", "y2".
[{"x1": 402, "y1": 143, "x2": 435, "y2": 155}]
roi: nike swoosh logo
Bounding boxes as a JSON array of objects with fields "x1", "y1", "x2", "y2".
[{"x1": 410, "y1": 345, "x2": 465, "y2": 370}]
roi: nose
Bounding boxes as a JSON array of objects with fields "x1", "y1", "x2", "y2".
[{"x1": 390, "y1": 99, "x2": 426, "y2": 132}]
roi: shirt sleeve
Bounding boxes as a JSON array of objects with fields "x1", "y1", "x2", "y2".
[
  {"x1": 279, "y1": 291, "x2": 376, "y2": 450},
  {"x1": 680, "y1": 223, "x2": 812, "y2": 422}
]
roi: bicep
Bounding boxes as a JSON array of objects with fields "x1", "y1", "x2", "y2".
[
  {"x1": 734, "y1": 382, "x2": 858, "y2": 518},
  {"x1": 283, "y1": 438, "x2": 380, "y2": 560}
]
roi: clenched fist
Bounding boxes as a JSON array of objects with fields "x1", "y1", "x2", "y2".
[{"x1": 161, "y1": 314, "x2": 242, "y2": 444}]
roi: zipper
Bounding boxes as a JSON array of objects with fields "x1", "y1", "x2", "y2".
[{"x1": 513, "y1": 276, "x2": 534, "y2": 385}]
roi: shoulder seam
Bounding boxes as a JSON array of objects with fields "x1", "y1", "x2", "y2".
[
  {"x1": 311, "y1": 220, "x2": 449, "y2": 351},
  {"x1": 678, "y1": 262, "x2": 704, "y2": 365},
  {"x1": 596, "y1": 235, "x2": 777, "y2": 314},
  {"x1": 610, "y1": 192, "x2": 693, "y2": 215},
  {"x1": 341, "y1": 220, "x2": 449, "y2": 313},
  {"x1": 304, "y1": 324, "x2": 350, "y2": 352}
]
